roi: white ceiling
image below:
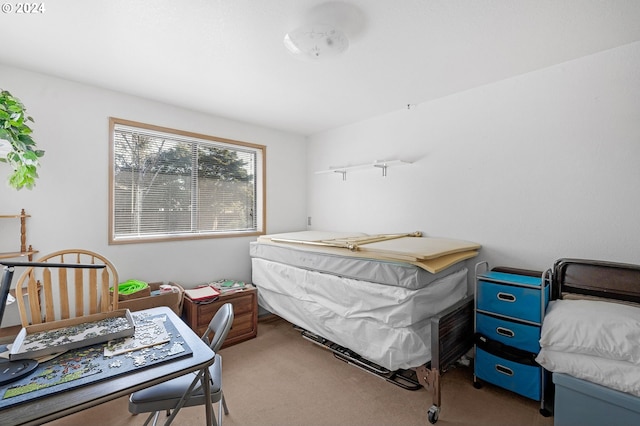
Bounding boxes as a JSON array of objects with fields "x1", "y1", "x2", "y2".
[{"x1": 2, "y1": 0, "x2": 640, "y2": 136}]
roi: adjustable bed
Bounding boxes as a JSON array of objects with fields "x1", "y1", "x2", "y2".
[{"x1": 250, "y1": 231, "x2": 480, "y2": 423}]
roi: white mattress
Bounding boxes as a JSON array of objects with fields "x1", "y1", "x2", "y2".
[
  {"x1": 249, "y1": 240, "x2": 456, "y2": 290},
  {"x1": 251, "y1": 257, "x2": 468, "y2": 370}
]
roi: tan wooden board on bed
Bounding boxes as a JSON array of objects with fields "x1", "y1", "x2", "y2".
[
  {"x1": 414, "y1": 250, "x2": 480, "y2": 274},
  {"x1": 259, "y1": 231, "x2": 480, "y2": 273},
  {"x1": 261, "y1": 230, "x2": 366, "y2": 243},
  {"x1": 356, "y1": 236, "x2": 481, "y2": 260}
]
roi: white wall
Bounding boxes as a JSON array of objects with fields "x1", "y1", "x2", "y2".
[
  {"x1": 0, "y1": 65, "x2": 307, "y2": 289},
  {"x1": 3, "y1": 38, "x2": 639, "y2": 324},
  {"x1": 307, "y1": 41, "x2": 640, "y2": 272}
]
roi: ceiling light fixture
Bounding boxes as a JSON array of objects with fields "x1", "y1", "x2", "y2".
[{"x1": 283, "y1": 24, "x2": 349, "y2": 60}]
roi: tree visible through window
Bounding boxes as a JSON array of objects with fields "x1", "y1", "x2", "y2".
[{"x1": 109, "y1": 118, "x2": 265, "y2": 243}]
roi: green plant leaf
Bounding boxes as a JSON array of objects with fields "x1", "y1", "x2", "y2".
[
  {"x1": 23, "y1": 150, "x2": 38, "y2": 161},
  {"x1": 18, "y1": 134, "x2": 34, "y2": 144},
  {"x1": 0, "y1": 89, "x2": 44, "y2": 190}
]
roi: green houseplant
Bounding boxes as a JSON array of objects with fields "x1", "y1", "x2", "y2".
[{"x1": 0, "y1": 90, "x2": 44, "y2": 190}]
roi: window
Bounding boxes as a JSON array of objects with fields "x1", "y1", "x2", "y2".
[{"x1": 109, "y1": 118, "x2": 265, "y2": 244}]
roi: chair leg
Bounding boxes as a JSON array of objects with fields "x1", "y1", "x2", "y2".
[
  {"x1": 216, "y1": 393, "x2": 229, "y2": 426},
  {"x1": 221, "y1": 392, "x2": 229, "y2": 415},
  {"x1": 143, "y1": 411, "x2": 160, "y2": 426}
]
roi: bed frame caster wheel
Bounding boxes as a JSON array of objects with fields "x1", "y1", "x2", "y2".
[
  {"x1": 473, "y1": 381, "x2": 482, "y2": 389},
  {"x1": 427, "y1": 405, "x2": 439, "y2": 424},
  {"x1": 539, "y1": 408, "x2": 551, "y2": 417}
]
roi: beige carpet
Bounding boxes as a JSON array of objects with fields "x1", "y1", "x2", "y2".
[{"x1": 47, "y1": 317, "x2": 554, "y2": 426}]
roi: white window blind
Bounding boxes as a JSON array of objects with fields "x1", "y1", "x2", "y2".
[{"x1": 110, "y1": 118, "x2": 265, "y2": 243}]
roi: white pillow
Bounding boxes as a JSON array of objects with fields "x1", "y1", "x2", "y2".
[
  {"x1": 539, "y1": 299, "x2": 640, "y2": 364},
  {"x1": 535, "y1": 348, "x2": 640, "y2": 397}
]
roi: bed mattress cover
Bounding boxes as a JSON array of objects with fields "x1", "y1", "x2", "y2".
[
  {"x1": 251, "y1": 257, "x2": 468, "y2": 370},
  {"x1": 250, "y1": 241, "x2": 457, "y2": 290},
  {"x1": 251, "y1": 230, "x2": 479, "y2": 290}
]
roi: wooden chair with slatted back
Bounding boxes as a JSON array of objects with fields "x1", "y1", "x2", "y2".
[{"x1": 14, "y1": 249, "x2": 119, "y2": 326}]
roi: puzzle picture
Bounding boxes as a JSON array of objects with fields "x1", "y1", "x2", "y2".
[
  {"x1": 16, "y1": 317, "x2": 132, "y2": 354},
  {"x1": 10, "y1": 311, "x2": 135, "y2": 360},
  {"x1": 104, "y1": 315, "x2": 170, "y2": 357},
  {"x1": 0, "y1": 312, "x2": 192, "y2": 408},
  {"x1": 3, "y1": 346, "x2": 103, "y2": 399}
]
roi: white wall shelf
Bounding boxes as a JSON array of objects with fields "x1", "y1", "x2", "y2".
[{"x1": 315, "y1": 160, "x2": 410, "y2": 180}]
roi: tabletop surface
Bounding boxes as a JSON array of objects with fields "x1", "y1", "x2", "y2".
[{"x1": 0, "y1": 306, "x2": 214, "y2": 426}]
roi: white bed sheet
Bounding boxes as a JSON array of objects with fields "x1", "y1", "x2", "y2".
[
  {"x1": 536, "y1": 349, "x2": 640, "y2": 397},
  {"x1": 252, "y1": 257, "x2": 467, "y2": 370},
  {"x1": 250, "y1": 240, "x2": 454, "y2": 290}
]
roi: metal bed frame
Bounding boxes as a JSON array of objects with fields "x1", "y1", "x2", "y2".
[{"x1": 298, "y1": 295, "x2": 474, "y2": 424}]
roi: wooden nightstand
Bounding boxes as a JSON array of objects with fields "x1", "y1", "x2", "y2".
[{"x1": 182, "y1": 284, "x2": 258, "y2": 348}]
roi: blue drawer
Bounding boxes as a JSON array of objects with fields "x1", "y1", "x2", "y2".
[
  {"x1": 476, "y1": 312, "x2": 541, "y2": 353},
  {"x1": 475, "y1": 347, "x2": 541, "y2": 401},
  {"x1": 477, "y1": 280, "x2": 548, "y2": 323}
]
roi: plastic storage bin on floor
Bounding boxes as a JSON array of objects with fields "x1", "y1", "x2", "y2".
[{"x1": 553, "y1": 373, "x2": 640, "y2": 426}]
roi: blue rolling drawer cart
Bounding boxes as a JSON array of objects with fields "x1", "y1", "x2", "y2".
[{"x1": 473, "y1": 262, "x2": 552, "y2": 417}]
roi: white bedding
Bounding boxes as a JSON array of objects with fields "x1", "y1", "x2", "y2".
[
  {"x1": 249, "y1": 240, "x2": 456, "y2": 290},
  {"x1": 252, "y1": 257, "x2": 468, "y2": 370},
  {"x1": 536, "y1": 299, "x2": 640, "y2": 396},
  {"x1": 536, "y1": 349, "x2": 640, "y2": 397}
]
